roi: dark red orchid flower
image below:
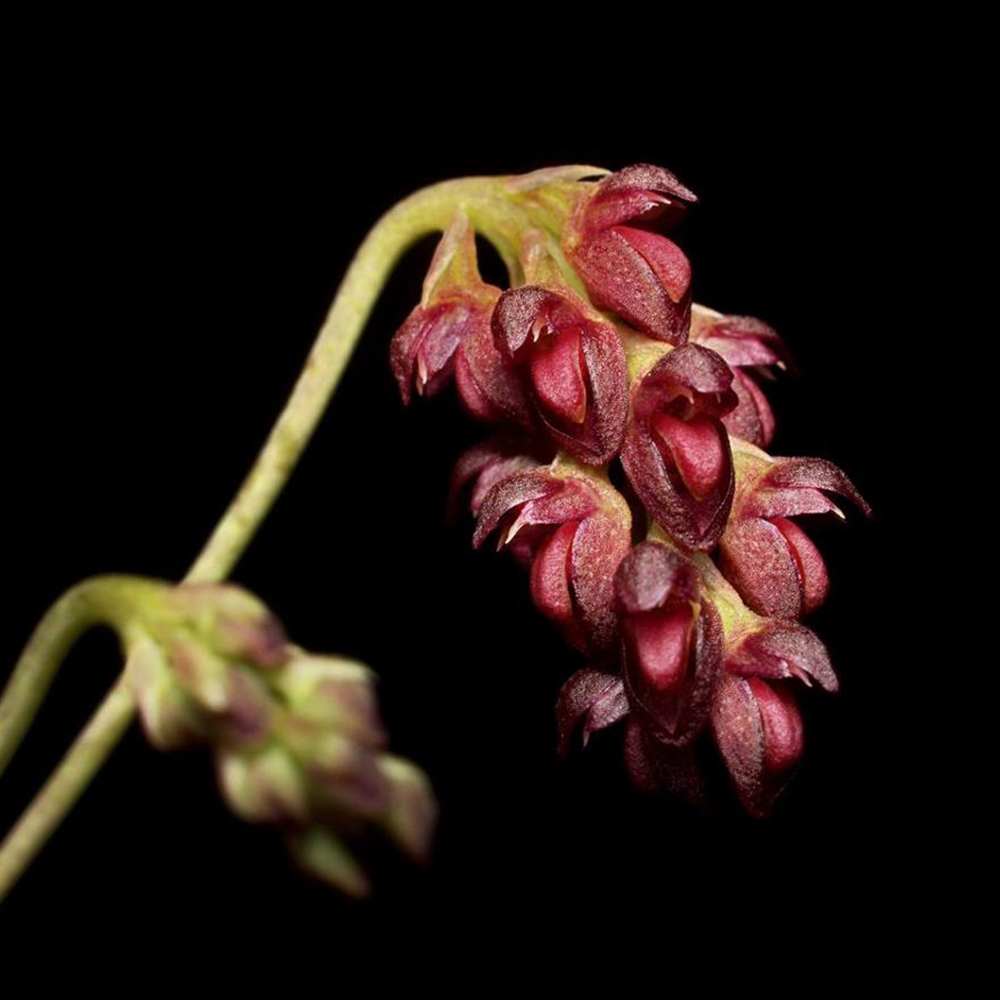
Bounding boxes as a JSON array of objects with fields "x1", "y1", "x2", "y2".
[
  {"x1": 719, "y1": 448, "x2": 872, "y2": 620},
  {"x1": 711, "y1": 674, "x2": 804, "y2": 818},
  {"x1": 490, "y1": 285, "x2": 628, "y2": 466},
  {"x1": 473, "y1": 468, "x2": 631, "y2": 655},
  {"x1": 620, "y1": 344, "x2": 739, "y2": 551},
  {"x1": 390, "y1": 214, "x2": 501, "y2": 406},
  {"x1": 565, "y1": 164, "x2": 698, "y2": 344},
  {"x1": 613, "y1": 541, "x2": 723, "y2": 747}
]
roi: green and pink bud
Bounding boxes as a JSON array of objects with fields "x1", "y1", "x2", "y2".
[
  {"x1": 490, "y1": 285, "x2": 628, "y2": 465},
  {"x1": 473, "y1": 466, "x2": 631, "y2": 654},
  {"x1": 620, "y1": 344, "x2": 739, "y2": 551},
  {"x1": 124, "y1": 580, "x2": 436, "y2": 896},
  {"x1": 565, "y1": 164, "x2": 698, "y2": 344}
]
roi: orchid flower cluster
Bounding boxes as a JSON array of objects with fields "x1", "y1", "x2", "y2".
[
  {"x1": 0, "y1": 163, "x2": 869, "y2": 909},
  {"x1": 392, "y1": 164, "x2": 870, "y2": 816}
]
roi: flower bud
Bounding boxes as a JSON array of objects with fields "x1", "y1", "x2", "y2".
[
  {"x1": 474, "y1": 467, "x2": 631, "y2": 654},
  {"x1": 719, "y1": 445, "x2": 871, "y2": 619},
  {"x1": 491, "y1": 285, "x2": 628, "y2": 465},
  {"x1": 614, "y1": 541, "x2": 723, "y2": 747},
  {"x1": 275, "y1": 652, "x2": 386, "y2": 747},
  {"x1": 216, "y1": 742, "x2": 310, "y2": 825},
  {"x1": 164, "y1": 582, "x2": 288, "y2": 669},
  {"x1": 125, "y1": 633, "x2": 205, "y2": 750},
  {"x1": 620, "y1": 344, "x2": 738, "y2": 551},
  {"x1": 376, "y1": 755, "x2": 437, "y2": 863},
  {"x1": 565, "y1": 164, "x2": 698, "y2": 343}
]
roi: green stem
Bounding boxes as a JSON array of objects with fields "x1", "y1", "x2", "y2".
[
  {"x1": 0, "y1": 576, "x2": 161, "y2": 779},
  {"x1": 0, "y1": 675, "x2": 135, "y2": 900},
  {"x1": 187, "y1": 175, "x2": 516, "y2": 582},
  {"x1": 0, "y1": 175, "x2": 521, "y2": 902}
]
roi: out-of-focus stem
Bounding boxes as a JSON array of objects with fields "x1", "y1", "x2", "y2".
[{"x1": 0, "y1": 675, "x2": 135, "y2": 900}]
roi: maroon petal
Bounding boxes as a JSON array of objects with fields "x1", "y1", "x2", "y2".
[
  {"x1": 447, "y1": 436, "x2": 547, "y2": 522},
  {"x1": 580, "y1": 164, "x2": 698, "y2": 236},
  {"x1": 529, "y1": 326, "x2": 588, "y2": 425},
  {"x1": 555, "y1": 667, "x2": 629, "y2": 758},
  {"x1": 613, "y1": 539, "x2": 700, "y2": 616},
  {"x1": 693, "y1": 315, "x2": 795, "y2": 372},
  {"x1": 529, "y1": 520, "x2": 578, "y2": 627},
  {"x1": 622, "y1": 345, "x2": 738, "y2": 550},
  {"x1": 570, "y1": 512, "x2": 632, "y2": 653},
  {"x1": 771, "y1": 517, "x2": 830, "y2": 614},
  {"x1": 759, "y1": 457, "x2": 872, "y2": 519},
  {"x1": 570, "y1": 228, "x2": 692, "y2": 344},
  {"x1": 454, "y1": 311, "x2": 534, "y2": 427},
  {"x1": 718, "y1": 517, "x2": 806, "y2": 620},
  {"x1": 472, "y1": 472, "x2": 559, "y2": 549},
  {"x1": 390, "y1": 302, "x2": 463, "y2": 404},
  {"x1": 723, "y1": 369, "x2": 776, "y2": 448},
  {"x1": 727, "y1": 621, "x2": 838, "y2": 693}
]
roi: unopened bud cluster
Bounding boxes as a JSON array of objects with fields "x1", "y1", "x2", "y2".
[
  {"x1": 393, "y1": 164, "x2": 870, "y2": 815},
  {"x1": 125, "y1": 582, "x2": 435, "y2": 894}
]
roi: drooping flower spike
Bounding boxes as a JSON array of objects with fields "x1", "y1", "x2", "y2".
[
  {"x1": 0, "y1": 161, "x2": 875, "y2": 908},
  {"x1": 565, "y1": 163, "x2": 698, "y2": 344},
  {"x1": 125, "y1": 581, "x2": 437, "y2": 896}
]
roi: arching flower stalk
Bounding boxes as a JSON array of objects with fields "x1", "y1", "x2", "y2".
[{"x1": 0, "y1": 162, "x2": 869, "y2": 906}]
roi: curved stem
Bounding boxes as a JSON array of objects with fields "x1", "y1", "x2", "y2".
[
  {"x1": 0, "y1": 174, "x2": 523, "y2": 902},
  {"x1": 0, "y1": 675, "x2": 135, "y2": 900},
  {"x1": 187, "y1": 175, "x2": 513, "y2": 582},
  {"x1": 0, "y1": 576, "x2": 161, "y2": 779}
]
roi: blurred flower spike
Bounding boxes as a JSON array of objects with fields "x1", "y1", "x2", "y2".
[{"x1": 125, "y1": 582, "x2": 436, "y2": 896}]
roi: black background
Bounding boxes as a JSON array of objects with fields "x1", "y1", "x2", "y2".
[{"x1": 0, "y1": 43, "x2": 961, "y2": 968}]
